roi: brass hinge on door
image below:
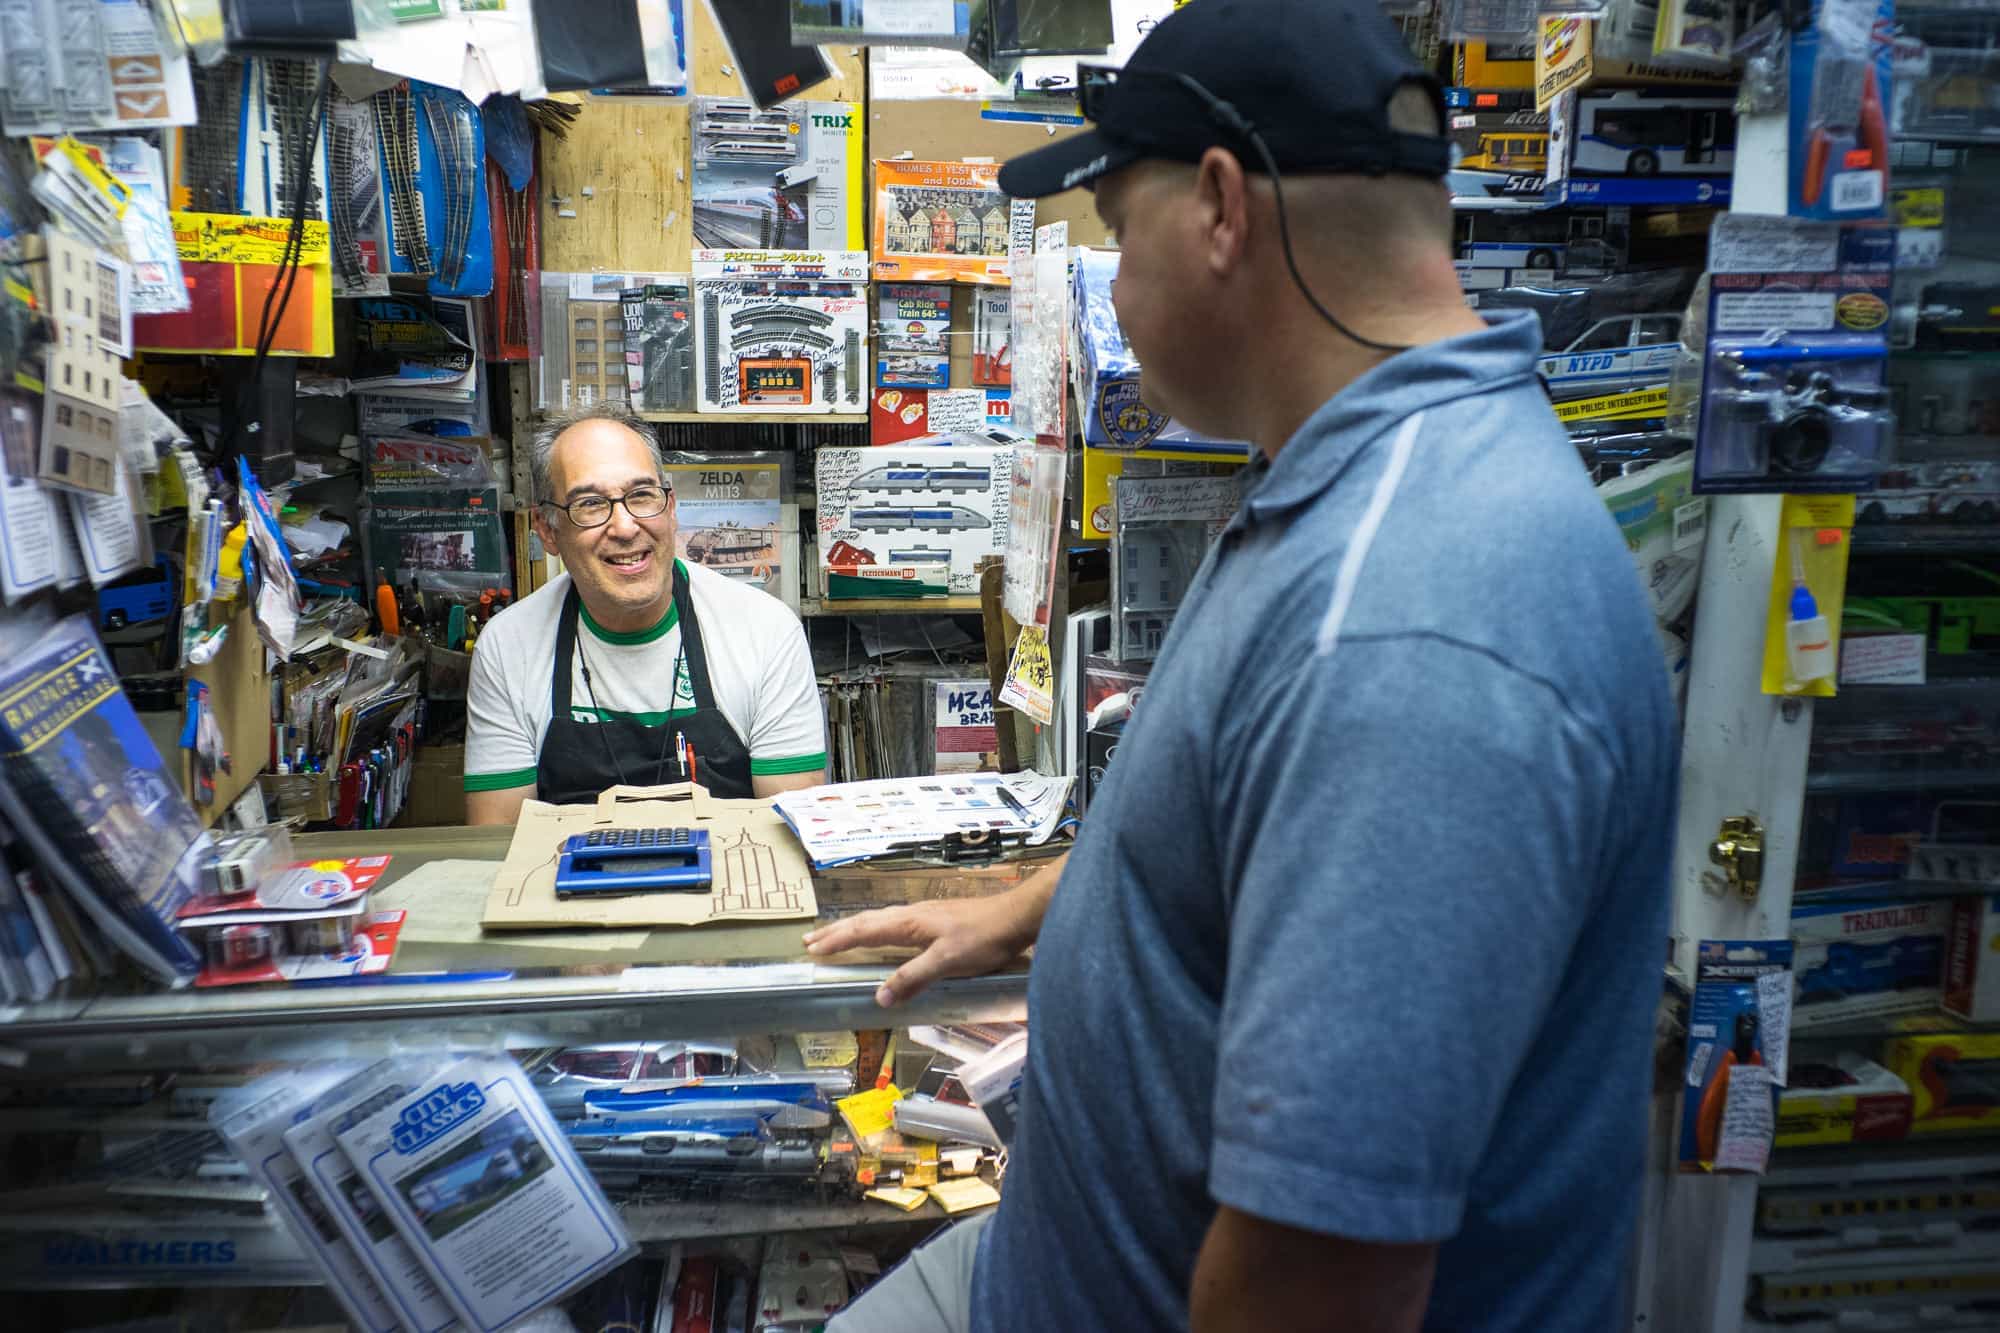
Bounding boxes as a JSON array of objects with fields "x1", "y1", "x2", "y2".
[{"x1": 1707, "y1": 815, "x2": 1765, "y2": 900}]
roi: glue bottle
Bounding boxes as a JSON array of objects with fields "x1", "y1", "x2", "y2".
[{"x1": 1786, "y1": 529, "x2": 1835, "y2": 688}]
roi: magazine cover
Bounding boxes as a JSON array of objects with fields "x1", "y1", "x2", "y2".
[
  {"x1": 871, "y1": 160, "x2": 1031, "y2": 285},
  {"x1": 0, "y1": 614, "x2": 204, "y2": 983},
  {"x1": 339, "y1": 1057, "x2": 634, "y2": 1333}
]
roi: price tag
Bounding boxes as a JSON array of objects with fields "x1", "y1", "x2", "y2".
[
  {"x1": 1673, "y1": 498, "x2": 1708, "y2": 552},
  {"x1": 1712, "y1": 1065, "x2": 1774, "y2": 1173},
  {"x1": 1838, "y1": 634, "x2": 1926, "y2": 686}
]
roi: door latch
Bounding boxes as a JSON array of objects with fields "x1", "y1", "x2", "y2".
[{"x1": 1708, "y1": 815, "x2": 1765, "y2": 900}]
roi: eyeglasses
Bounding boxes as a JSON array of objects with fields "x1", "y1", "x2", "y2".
[{"x1": 543, "y1": 483, "x2": 671, "y2": 529}]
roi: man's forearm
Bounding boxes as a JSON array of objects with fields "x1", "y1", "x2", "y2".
[{"x1": 1004, "y1": 851, "x2": 1066, "y2": 953}]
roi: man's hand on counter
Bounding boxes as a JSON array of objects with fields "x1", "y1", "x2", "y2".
[{"x1": 802, "y1": 853, "x2": 1066, "y2": 1007}]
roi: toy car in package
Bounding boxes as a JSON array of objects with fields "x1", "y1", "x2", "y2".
[
  {"x1": 1694, "y1": 218, "x2": 1895, "y2": 494},
  {"x1": 692, "y1": 249, "x2": 867, "y2": 413}
]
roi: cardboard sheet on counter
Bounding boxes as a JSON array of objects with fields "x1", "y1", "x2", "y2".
[{"x1": 482, "y1": 783, "x2": 817, "y2": 930}]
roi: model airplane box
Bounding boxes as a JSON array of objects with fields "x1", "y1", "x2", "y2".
[
  {"x1": 1791, "y1": 898, "x2": 1949, "y2": 1031},
  {"x1": 815, "y1": 440, "x2": 1014, "y2": 599},
  {"x1": 692, "y1": 250, "x2": 868, "y2": 414},
  {"x1": 1071, "y1": 248, "x2": 1250, "y2": 452}
]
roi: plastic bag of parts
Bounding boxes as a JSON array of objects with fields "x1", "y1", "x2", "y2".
[{"x1": 1445, "y1": 0, "x2": 1538, "y2": 40}]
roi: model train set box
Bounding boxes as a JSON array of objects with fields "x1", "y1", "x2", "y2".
[
  {"x1": 692, "y1": 250, "x2": 869, "y2": 414},
  {"x1": 815, "y1": 440, "x2": 1014, "y2": 599}
]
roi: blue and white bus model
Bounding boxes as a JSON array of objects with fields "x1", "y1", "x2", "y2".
[{"x1": 1568, "y1": 91, "x2": 1737, "y2": 177}]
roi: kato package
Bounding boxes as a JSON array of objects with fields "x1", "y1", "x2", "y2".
[
  {"x1": 1885, "y1": 1033, "x2": 2000, "y2": 1137},
  {"x1": 690, "y1": 97, "x2": 863, "y2": 252},
  {"x1": 1792, "y1": 898, "x2": 1947, "y2": 1031},
  {"x1": 692, "y1": 249, "x2": 868, "y2": 413},
  {"x1": 334, "y1": 1055, "x2": 635, "y2": 1331},
  {"x1": 1680, "y1": 939, "x2": 1792, "y2": 1173},
  {"x1": 1072, "y1": 247, "x2": 1249, "y2": 451},
  {"x1": 1696, "y1": 218, "x2": 1895, "y2": 494},
  {"x1": 1775, "y1": 1052, "x2": 1912, "y2": 1148},
  {"x1": 1945, "y1": 893, "x2": 2000, "y2": 1023},
  {"x1": 815, "y1": 439, "x2": 1015, "y2": 600}
]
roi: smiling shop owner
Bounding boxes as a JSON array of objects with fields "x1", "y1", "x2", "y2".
[{"x1": 463, "y1": 404, "x2": 827, "y2": 820}]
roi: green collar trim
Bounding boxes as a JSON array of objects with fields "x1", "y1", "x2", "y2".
[{"x1": 579, "y1": 561, "x2": 686, "y2": 644}]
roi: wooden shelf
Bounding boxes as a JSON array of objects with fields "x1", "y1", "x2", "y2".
[
  {"x1": 800, "y1": 595, "x2": 984, "y2": 616},
  {"x1": 635, "y1": 411, "x2": 869, "y2": 425}
]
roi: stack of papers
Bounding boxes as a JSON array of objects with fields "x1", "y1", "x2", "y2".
[{"x1": 774, "y1": 773, "x2": 1072, "y2": 868}]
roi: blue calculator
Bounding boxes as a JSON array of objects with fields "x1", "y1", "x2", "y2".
[{"x1": 555, "y1": 828, "x2": 713, "y2": 898}]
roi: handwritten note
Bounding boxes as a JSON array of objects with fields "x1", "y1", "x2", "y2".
[
  {"x1": 1709, "y1": 215, "x2": 1839, "y2": 275},
  {"x1": 1839, "y1": 634, "x2": 1926, "y2": 686},
  {"x1": 1756, "y1": 970, "x2": 1792, "y2": 1087},
  {"x1": 1713, "y1": 1065, "x2": 1774, "y2": 1174}
]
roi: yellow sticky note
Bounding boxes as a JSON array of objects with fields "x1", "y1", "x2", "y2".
[
  {"x1": 927, "y1": 1176, "x2": 1001, "y2": 1214},
  {"x1": 866, "y1": 1187, "x2": 928, "y2": 1213},
  {"x1": 836, "y1": 1085, "x2": 903, "y2": 1140}
]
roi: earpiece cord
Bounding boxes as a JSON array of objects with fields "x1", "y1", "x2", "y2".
[{"x1": 1166, "y1": 71, "x2": 1417, "y2": 355}]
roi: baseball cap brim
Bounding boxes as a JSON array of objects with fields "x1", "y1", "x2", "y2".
[{"x1": 998, "y1": 129, "x2": 1145, "y2": 199}]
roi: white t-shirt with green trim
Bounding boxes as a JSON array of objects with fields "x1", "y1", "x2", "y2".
[{"x1": 464, "y1": 560, "x2": 826, "y2": 793}]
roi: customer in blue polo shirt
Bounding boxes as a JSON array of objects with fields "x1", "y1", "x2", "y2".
[{"x1": 808, "y1": 1, "x2": 1678, "y2": 1328}]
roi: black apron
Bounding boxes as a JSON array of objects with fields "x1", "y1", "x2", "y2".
[{"x1": 537, "y1": 564, "x2": 755, "y2": 802}]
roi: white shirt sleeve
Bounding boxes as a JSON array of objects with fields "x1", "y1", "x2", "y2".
[
  {"x1": 464, "y1": 619, "x2": 542, "y2": 792},
  {"x1": 747, "y1": 611, "x2": 827, "y2": 778}
]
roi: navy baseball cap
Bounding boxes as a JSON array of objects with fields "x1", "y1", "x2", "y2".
[{"x1": 997, "y1": 0, "x2": 1450, "y2": 198}]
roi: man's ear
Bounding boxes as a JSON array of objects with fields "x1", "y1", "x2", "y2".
[
  {"x1": 1195, "y1": 146, "x2": 1250, "y2": 278},
  {"x1": 531, "y1": 505, "x2": 558, "y2": 549}
]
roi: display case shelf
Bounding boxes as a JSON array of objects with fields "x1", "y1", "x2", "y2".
[
  {"x1": 636, "y1": 411, "x2": 868, "y2": 425},
  {"x1": 1792, "y1": 877, "x2": 1998, "y2": 905},
  {"x1": 799, "y1": 595, "x2": 985, "y2": 616},
  {"x1": 1850, "y1": 524, "x2": 2000, "y2": 555},
  {"x1": 1768, "y1": 1141, "x2": 2000, "y2": 1186},
  {"x1": 1785, "y1": 1009, "x2": 2000, "y2": 1043},
  {"x1": 1804, "y1": 766, "x2": 2000, "y2": 794},
  {"x1": 0, "y1": 970, "x2": 1029, "y2": 1074}
]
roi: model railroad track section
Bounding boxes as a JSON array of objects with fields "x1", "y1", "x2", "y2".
[
  {"x1": 423, "y1": 88, "x2": 480, "y2": 290},
  {"x1": 327, "y1": 115, "x2": 369, "y2": 283},
  {"x1": 373, "y1": 82, "x2": 432, "y2": 277},
  {"x1": 730, "y1": 328, "x2": 834, "y2": 352},
  {"x1": 845, "y1": 329, "x2": 862, "y2": 403},
  {"x1": 184, "y1": 61, "x2": 242, "y2": 213},
  {"x1": 264, "y1": 59, "x2": 322, "y2": 221},
  {"x1": 502, "y1": 182, "x2": 532, "y2": 346}
]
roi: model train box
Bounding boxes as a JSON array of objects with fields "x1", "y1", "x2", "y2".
[
  {"x1": 1071, "y1": 247, "x2": 1247, "y2": 451},
  {"x1": 1775, "y1": 1052, "x2": 1912, "y2": 1148},
  {"x1": 1791, "y1": 898, "x2": 1949, "y2": 1031},
  {"x1": 1885, "y1": 1032, "x2": 2000, "y2": 1137},
  {"x1": 1548, "y1": 87, "x2": 1737, "y2": 206},
  {"x1": 1945, "y1": 893, "x2": 2000, "y2": 1023},
  {"x1": 692, "y1": 249, "x2": 868, "y2": 414},
  {"x1": 815, "y1": 440, "x2": 1014, "y2": 599},
  {"x1": 876, "y1": 283, "x2": 951, "y2": 389},
  {"x1": 690, "y1": 97, "x2": 863, "y2": 252}
]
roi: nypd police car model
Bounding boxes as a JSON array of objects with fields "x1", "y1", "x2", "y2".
[{"x1": 1536, "y1": 314, "x2": 1681, "y2": 400}]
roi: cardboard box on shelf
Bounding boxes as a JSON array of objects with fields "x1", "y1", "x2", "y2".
[
  {"x1": 1792, "y1": 898, "x2": 1949, "y2": 1031},
  {"x1": 1775, "y1": 1052, "x2": 1912, "y2": 1148},
  {"x1": 397, "y1": 742, "x2": 466, "y2": 828},
  {"x1": 1885, "y1": 1032, "x2": 2000, "y2": 1137},
  {"x1": 1455, "y1": 39, "x2": 1535, "y2": 89},
  {"x1": 1945, "y1": 894, "x2": 2000, "y2": 1023}
]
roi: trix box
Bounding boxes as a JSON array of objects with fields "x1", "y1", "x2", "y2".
[
  {"x1": 1791, "y1": 898, "x2": 1949, "y2": 1031},
  {"x1": 1945, "y1": 894, "x2": 2000, "y2": 1023}
]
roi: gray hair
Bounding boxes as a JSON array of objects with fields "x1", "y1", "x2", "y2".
[{"x1": 528, "y1": 402, "x2": 665, "y2": 504}]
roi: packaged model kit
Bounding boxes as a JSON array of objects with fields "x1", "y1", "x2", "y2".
[
  {"x1": 1548, "y1": 87, "x2": 1738, "y2": 206},
  {"x1": 876, "y1": 282, "x2": 951, "y2": 388},
  {"x1": 692, "y1": 249, "x2": 868, "y2": 413},
  {"x1": 620, "y1": 281, "x2": 694, "y2": 412},
  {"x1": 335, "y1": 1056, "x2": 635, "y2": 1331},
  {"x1": 661, "y1": 451, "x2": 790, "y2": 605},
  {"x1": 690, "y1": 97, "x2": 863, "y2": 251},
  {"x1": 871, "y1": 159, "x2": 1029, "y2": 285},
  {"x1": 1109, "y1": 474, "x2": 1240, "y2": 661},
  {"x1": 816, "y1": 440, "x2": 1014, "y2": 599}
]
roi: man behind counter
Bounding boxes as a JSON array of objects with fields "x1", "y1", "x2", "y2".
[{"x1": 464, "y1": 405, "x2": 826, "y2": 821}]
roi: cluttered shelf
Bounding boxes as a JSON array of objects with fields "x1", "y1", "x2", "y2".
[
  {"x1": 1850, "y1": 525, "x2": 2000, "y2": 556},
  {"x1": 0, "y1": 968, "x2": 1029, "y2": 1073},
  {"x1": 799, "y1": 596, "x2": 985, "y2": 616},
  {"x1": 634, "y1": 411, "x2": 869, "y2": 425},
  {"x1": 0, "y1": 1194, "x2": 983, "y2": 1291},
  {"x1": 1804, "y1": 766, "x2": 2000, "y2": 795}
]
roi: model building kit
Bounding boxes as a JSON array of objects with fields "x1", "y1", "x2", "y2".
[
  {"x1": 816, "y1": 440, "x2": 1014, "y2": 599},
  {"x1": 692, "y1": 249, "x2": 868, "y2": 413}
]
